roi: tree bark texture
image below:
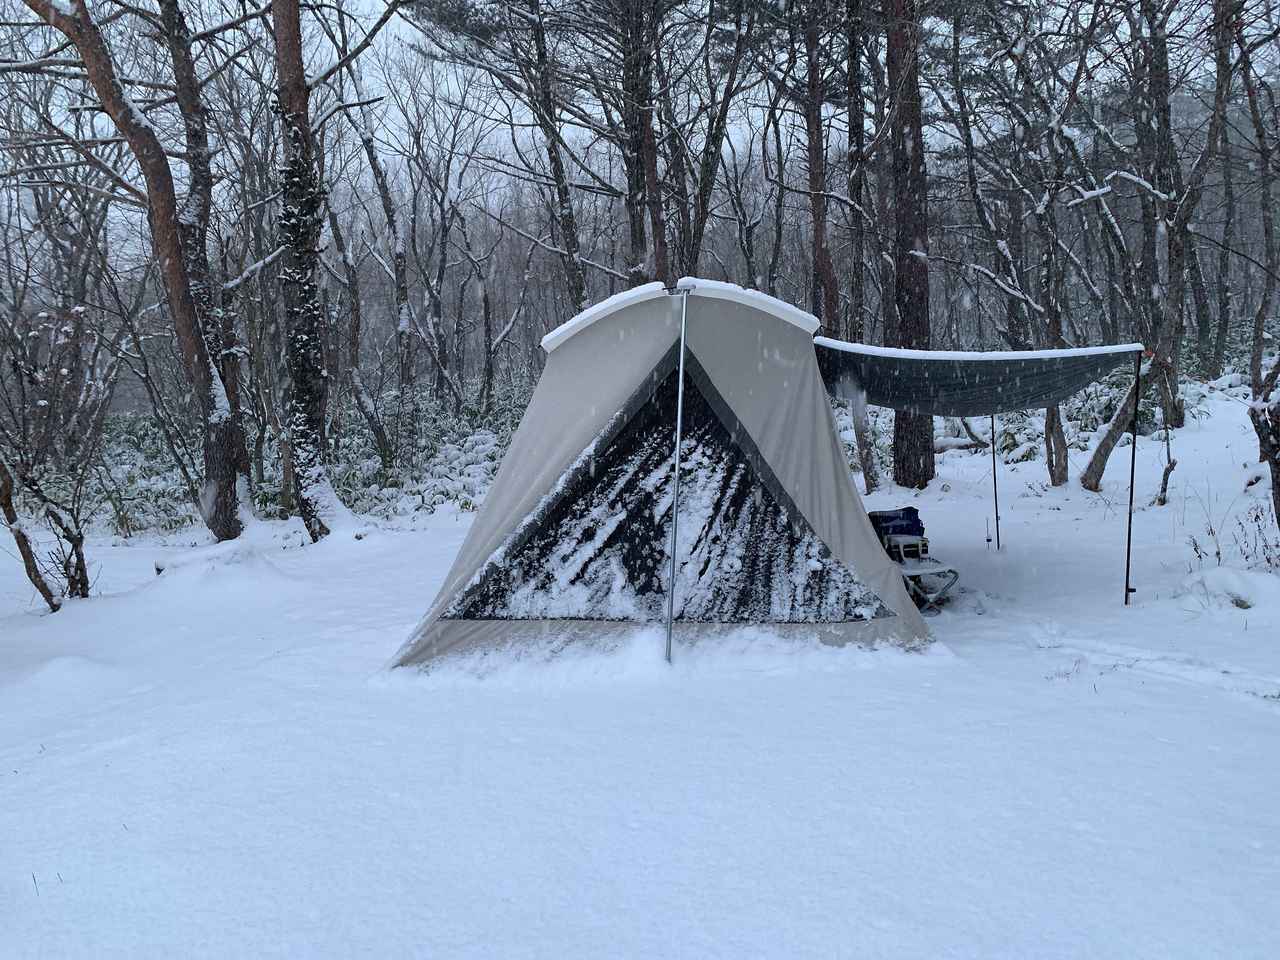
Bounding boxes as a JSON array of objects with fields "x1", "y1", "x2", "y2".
[
  {"x1": 0, "y1": 457, "x2": 60, "y2": 613},
  {"x1": 887, "y1": 0, "x2": 934, "y2": 489},
  {"x1": 273, "y1": 0, "x2": 343, "y2": 541}
]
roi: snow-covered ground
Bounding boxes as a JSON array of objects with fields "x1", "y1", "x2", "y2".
[{"x1": 3, "y1": 392, "x2": 1278, "y2": 958}]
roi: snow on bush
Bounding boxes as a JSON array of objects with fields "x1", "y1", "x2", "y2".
[
  {"x1": 1176, "y1": 566, "x2": 1278, "y2": 612},
  {"x1": 70, "y1": 385, "x2": 526, "y2": 538},
  {"x1": 94, "y1": 416, "x2": 203, "y2": 535}
]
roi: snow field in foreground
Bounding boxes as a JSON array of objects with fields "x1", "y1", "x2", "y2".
[{"x1": 1, "y1": 392, "x2": 1278, "y2": 959}]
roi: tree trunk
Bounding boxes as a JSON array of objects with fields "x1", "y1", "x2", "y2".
[
  {"x1": 655, "y1": 54, "x2": 693, "y2": 277},
  {"x1": 1080, "y1": 367, "x2": 1145, "y2": 492},
  {"x1": 1188, "y1": 235, "x2": 1213, "y2": 375},
  {"x1": 325, "y1": 206, "x2": 394, "y2": 469},
  {"x1": 846, "y1": 0, "x2": 866, "y2": 342},
  {"x1": 1141, "y1": 0, "x2": 1231, "y2": 425},
  {"x1": 873, "y1": 68, "x2": 894, "y2": 347},
  {"x1": 1036, "y1": 165, "x2": 1070, "y2": 486},
  {"x1": 765, "y1": 94, "x2": 786, "y2": 297},
  {"x1": 1238, "y1": 23, "x2": 1280, "y2": 535},
  {"x1": 638, "y1": 13, "x2": 670, "y2": 289},
  {"x1": 1212, "y1": 123, "x2": 1234, "y2": 380},
  {"x1": 620, "y1": 1, "x2": 652, "y2": 287},
  {"x1": 1045, "y1": 405, "x2": 1069, "y2": 486},
  {"x1": 527, "y1": 0, "x2": 587, "y2": 307},
  {"x1": 1252, "y1": 405, "x2": 1280, "y2": 526},
  {"x1": 273, "y1": 0, "x2": 345, "y2": 541},
  {"x1": 0, "y1": 458, "x2": 60, "y2": 613},
  {"x1": 886, "y1": 0, "x2": 933, "y2": 489},
  {"x1": 25, "y1": 0, "x2": 246, "y2": 540},
  {"x1": 802, "y1": 4, "x2": 839, "y2": 330},
  {"x1": 160, "y1": 0, "x2": 252, "y2": 536}
]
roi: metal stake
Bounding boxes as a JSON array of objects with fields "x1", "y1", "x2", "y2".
[
  {"x1": 990, "y1": 413, "x2": 1001, "y2": 551},
  {"x1": 1124, "y1": 351, "x2": 1142, "y2": 606},
  {"x1": 664, "y1": 288, "x2": 690, "y2": 663}
]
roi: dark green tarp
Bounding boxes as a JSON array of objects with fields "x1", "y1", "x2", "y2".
[{"x1": 815, "y1": 337, "x2": 1144, "y2": 417}]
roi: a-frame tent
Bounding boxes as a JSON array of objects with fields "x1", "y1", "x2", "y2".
[{"x1": 395, "y1": 279, "x2": 928, "y2": 667}]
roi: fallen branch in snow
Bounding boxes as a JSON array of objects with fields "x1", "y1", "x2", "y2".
[
  {"x1": 1156, "y1": 458, "x2": 1178, "y2": 506},
  {"x1": 935, "y1": 436, "x2": 987, "y2": 453},
  {"x1": 961, "y1": 418, "x2": 991, "y2": 448}
]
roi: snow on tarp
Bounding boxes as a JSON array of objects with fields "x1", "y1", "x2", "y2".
[{"x1": 815, "y1": 337, "x2": 1144, "y2": 417}]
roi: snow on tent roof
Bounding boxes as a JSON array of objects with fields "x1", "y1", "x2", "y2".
[
  {"x1": 815, "y1": 337, "x2": 1144, "y2": 418},
  {"x1": 540, "y1": 278, "x2": 819, "y2": 354},
  {"x1": 540, "y1": 282, "x2": 667, "y2": 353},
  {"x1": 674, "y1": 277, "x2": 820, "y2": 335}
]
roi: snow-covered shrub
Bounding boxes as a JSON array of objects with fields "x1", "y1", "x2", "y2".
[
  {"x1": 1186, "y1": 489, "x2": 1280, "y2": 575},
  {"x1": 1232, "y1": 503, "x2": 1280, "y2": 572},
  {"x1": 69, "y1": 376, "x2": 531, "y2": 538},
  {"x1": 96, "y1": 415, "x2": 202, "y2": 535},
  {"x1": 1176, "y1": 567, "x2": 1274, "y2": 611},
  {"x1": 323, "y1": 381, "x2": 526, "y2": 522},
  {"x1": 831, "y1": 403, "x2": 894, "y2": 483}
]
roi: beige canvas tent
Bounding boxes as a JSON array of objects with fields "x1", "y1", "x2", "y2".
[{"x1": 394, "y1": 278, "x2": 928, "y2": 667}]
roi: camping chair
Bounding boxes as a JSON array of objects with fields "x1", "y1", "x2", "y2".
[
  {"x1": 897, "y1": 557, "x2": 960, "y2": 615},
  {"x1": 868, "y1": 510, "x2": 960, "y2": 615}
]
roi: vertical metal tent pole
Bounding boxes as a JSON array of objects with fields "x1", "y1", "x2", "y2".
[
  {"x1": 1124, "y1": 351, "x2": 1142, "y2": 606},
  {"x1": 991, "y1": 414, "x2": 1001, "y2": 550},
  {"x1": 664, "y1": 289, "x2": 691, "y2": 664}
]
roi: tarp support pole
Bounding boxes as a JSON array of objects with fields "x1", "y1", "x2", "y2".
[
  {"x1": 1124, "y1": 351, "x2": 1142, "y2": 606},
  {"x1": 991, "y1": 414, "x2": 1001, "y2": 550},
  {"x1": 665, "y1": 288, "x2": 691, "y2": 663}
]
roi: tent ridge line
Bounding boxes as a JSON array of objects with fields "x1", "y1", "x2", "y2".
[{"x1": 541, "y1": 276, "x2": 822, "y2": 355}]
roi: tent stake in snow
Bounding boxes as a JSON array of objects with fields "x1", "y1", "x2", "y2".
[
  {"x1": 990, "y1": 414, "x2": 1001, "y2": 551},
  {"x1": 664, "y1": 287, "x2": 691, "y2": 663},
  {"x1": 1124, "y1": 351, "x2": 1142, "y2": 606}
]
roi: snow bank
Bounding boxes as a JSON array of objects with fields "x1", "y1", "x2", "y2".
[
  {"x1": 151, "y1": 516, "x2": 311, "y2": 576},
  {"x1": 1177, "y1": 567, "x2": 1280, "y2": 612}
]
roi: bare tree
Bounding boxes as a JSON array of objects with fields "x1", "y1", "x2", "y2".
[
  {"x1": 19, "y1": 0, "x2": 250, "y2": 539},
  {"x1": 887, "y1": 0, "x2": 933, "y2": 488},
  {"x1": 1237, "y1": 13, "x2": 1280, "y2": 528}
]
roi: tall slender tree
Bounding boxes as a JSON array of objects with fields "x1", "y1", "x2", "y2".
[
  {"x1": 886, "y1": 0, "x2": 934, "y2": 488},
  {"x1": 272, "y1": 0, "x2": 346, "y2": 540}
]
